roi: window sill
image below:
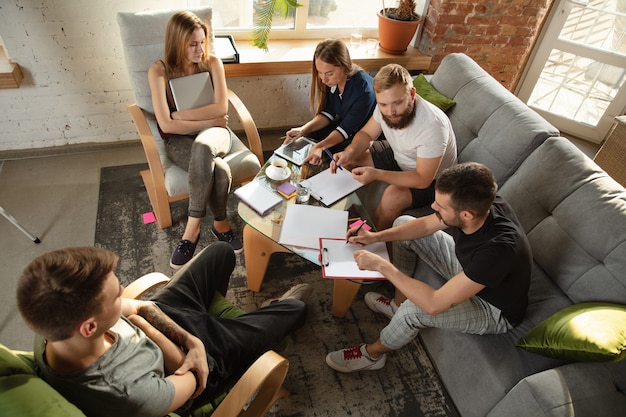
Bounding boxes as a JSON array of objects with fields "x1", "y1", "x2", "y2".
[
  {"x1": 223, "y1": 39, "x2": 431, "y2": 78},
  {"x1": 0, "y1": 62, "x2": 23, "y2": 89}
]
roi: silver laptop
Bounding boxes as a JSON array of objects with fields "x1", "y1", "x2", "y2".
[{"x1": 169, "y1": 72, "x2": 214, "y2": 111}]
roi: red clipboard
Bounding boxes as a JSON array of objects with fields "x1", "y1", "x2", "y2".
[{"x1": 319, "y1": 237, "x2": 389, "y2": 280}]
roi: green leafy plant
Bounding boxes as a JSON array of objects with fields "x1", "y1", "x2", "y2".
[
  {"x1": 253, "y1": 0, "x2": 301, "y2": 51},
  {"x1": 381, "y1": 0, "x2": 419, "y2": 21}
]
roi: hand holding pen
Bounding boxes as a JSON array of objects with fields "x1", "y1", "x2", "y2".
[
  {"x1": 323, "y1": 148, "x2": 343, "y2": 171},
  {"x1": 346, "y1": 220, "x2": 367, "y2": 244}
]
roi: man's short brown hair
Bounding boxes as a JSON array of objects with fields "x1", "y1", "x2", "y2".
[
  {"x1": 17, "y1": 246, "x2": 119, "y2": 341},
  {"x1": 373, "y1": 63, "x2": 413, "y2": 94},
  {"x1": 435, "y1": 162, "x2": 498, "y2": 216}
]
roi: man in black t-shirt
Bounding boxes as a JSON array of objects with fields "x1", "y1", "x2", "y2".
[{"x1": 326, "y1": 162, "x2": 531, "y2": 373}]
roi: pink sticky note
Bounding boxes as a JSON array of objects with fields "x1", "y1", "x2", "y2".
[
  {"x1": 349, "y1": 219, "x2": 372, "y2": 231},
  {"x1": 142, "y1": 212, "x2": 156, "y2": 224}
]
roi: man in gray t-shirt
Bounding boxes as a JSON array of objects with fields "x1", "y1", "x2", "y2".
[{"x1": 19, "y1": 242, "x2": 310, "y2": 417}]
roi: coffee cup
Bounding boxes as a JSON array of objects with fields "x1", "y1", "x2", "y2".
[
  {"x1": 272, "y1": 157, "x2": 288, "y2": 169},
  {"x1": 266, "y1": 157, "x2": 289, "y2": 180}
]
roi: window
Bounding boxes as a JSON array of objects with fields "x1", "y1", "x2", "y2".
[{"x1": 188, "y1": 0, "x2": 383, "y2": 40}]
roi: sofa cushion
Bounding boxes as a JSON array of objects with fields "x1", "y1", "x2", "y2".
[
  {"x1": 487, "y1": 363, "x2": 626, "y2": 417},
  {"x1": 516, "y1": 302, "x2": 626, "y2": 362},
  {"x1": 499, "y1": 137, "x2": 626, "y2": 306},
  {"x1": 430, "y1": 53, "x2": 559, "y2": 186},
  {"x1": 412, "y1": 74, "x2": 456, "y2": 112}
]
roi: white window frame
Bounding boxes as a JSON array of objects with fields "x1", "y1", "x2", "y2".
[{"x1": 213, "y1": 0, "x2": 380, "y2": 41}]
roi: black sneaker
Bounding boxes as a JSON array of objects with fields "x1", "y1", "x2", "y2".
[
  {"x1": 170, "y1": 238, "x2": 198, "y2": 269},
  {"x1": 211, "y1": 226, "x2": 243, "y2": 254}
]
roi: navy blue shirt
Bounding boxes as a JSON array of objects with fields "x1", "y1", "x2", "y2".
[{"x1": 320, "y1": 71, "x2": 376, "y2": 141}]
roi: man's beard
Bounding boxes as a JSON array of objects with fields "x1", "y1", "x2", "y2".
[
  {"x1": 435, "y1": 211, "x2": 464, "y2": 229},
  {"x1": 381, "y1": 99, "x2": 416, "y2": 129}
]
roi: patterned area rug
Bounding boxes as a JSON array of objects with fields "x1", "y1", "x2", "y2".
[{"x1": 95, "y1": 163, "x2": 459, "y2": 417}]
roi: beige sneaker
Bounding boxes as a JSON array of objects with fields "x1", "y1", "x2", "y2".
[{"x1": 262, "y1": 283, "x2": 314, "y2": 307}]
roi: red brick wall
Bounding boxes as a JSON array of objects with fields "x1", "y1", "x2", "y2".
[{"x1": 419, "y1": 0, "x2": 553, "y2": 90}]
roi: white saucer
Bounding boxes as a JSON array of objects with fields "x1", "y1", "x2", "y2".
[{"x1": 266, "y1": 166, "x2": 291, "y2": 181}]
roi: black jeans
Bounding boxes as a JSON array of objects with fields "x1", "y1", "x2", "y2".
[{"x1": 151, "y1": 242, "x2": 307, "y2": 394}]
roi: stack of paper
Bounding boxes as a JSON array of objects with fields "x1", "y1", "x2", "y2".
[{"x1": 214, "y1": 35, "x2": 239, "y2": 63}]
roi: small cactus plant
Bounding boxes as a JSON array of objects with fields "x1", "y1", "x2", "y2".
[{"x1": 381, "y1": 0, "x2": 419, "y2": 22}]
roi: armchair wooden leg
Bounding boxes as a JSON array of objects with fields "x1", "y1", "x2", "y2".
[
  {"x1": 140, "y1": 169, "x2": 172, "y2": 229},
  {"x1": 243, "y1": 224, "x2": 290, "y2": 292},
  {"x1": 332, "y1": 280, "x2": 362, "y2": 318}
]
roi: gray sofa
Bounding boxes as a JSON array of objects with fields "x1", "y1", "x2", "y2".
[{"x1": 378, "y1": 53, "x2": 626, "y2": 416}]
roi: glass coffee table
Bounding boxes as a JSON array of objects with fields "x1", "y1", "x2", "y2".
[{"x1": 237, "y1": 156, "x2": 375, "y2": 317}]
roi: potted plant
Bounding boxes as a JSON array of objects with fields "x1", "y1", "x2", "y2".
[
  {"x1": 378, "y1": 0, "x2": 422, "y2": 54},
  {"x1": 253, "y1": 0, "x2": 301, "y2": 51}
]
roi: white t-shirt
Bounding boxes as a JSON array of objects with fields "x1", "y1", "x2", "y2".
[{"x1": 373, "y1": 95, "x2": 457, "y2": 178}]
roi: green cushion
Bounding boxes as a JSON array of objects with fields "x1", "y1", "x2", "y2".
[
  {"x1": 0, "y1": 344, "x2": 86, "y2": 417},
  {"x1": 0, "y1": 345, "x2": 35, "y2": 377},
  {"x1": 413, "y1": 73, "x2": 456, "y2": 112},
  {"x1": 516, "y1": 302, "x2": 626, "y2": 362}
]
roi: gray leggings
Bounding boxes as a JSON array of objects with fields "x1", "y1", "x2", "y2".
[
  {"x1": 379, "y1": 215, "x2": 513, "y2": 350},
  {"x1": 164, "y1": 127, "x2": 232, "y2": 220}
]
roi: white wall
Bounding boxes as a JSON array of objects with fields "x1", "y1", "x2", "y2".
[{"x1": 0, "y1": 0, "x2": 313, "y2": 151}]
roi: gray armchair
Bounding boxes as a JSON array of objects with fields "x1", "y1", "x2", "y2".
[{"x1": 117, "y1": 7, "x2": 263, "y2": 228}]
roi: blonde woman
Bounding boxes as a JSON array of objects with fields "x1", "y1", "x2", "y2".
[{"x1": 149, "y1": 11, "x2": 242, "y2": 269}]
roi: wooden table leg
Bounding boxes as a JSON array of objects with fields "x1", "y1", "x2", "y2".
[
  {"x1": 243, "y1": 224, "x2": 290, "y2": 292},
  {"x1": 332, "y1": 279, "x2": 362, "y2": 317}
]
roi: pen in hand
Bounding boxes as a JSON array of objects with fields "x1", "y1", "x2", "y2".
[
  {"x1": 281, "y1": 132, "x2": 298, "y2": 144},
  {"x1": 323, "y1": 148, "x2": 343, "y2": 171},
  {"x1": 346, "y1": 220, "x2": 367, "y2": 244}
]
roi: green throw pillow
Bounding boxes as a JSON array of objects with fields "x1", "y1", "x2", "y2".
[
  {"x1": 516, "y1": 302, "x2": 626, "y2": 362},
  {"x1": 413, "y1": 74, "x2": 456, "y2": 112}
]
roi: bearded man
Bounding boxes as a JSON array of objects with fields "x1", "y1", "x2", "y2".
[{"x1": 333, "y1": 64, "x2": 457, "y2": 229}]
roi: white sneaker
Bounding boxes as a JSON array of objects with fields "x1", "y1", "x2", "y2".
[
  {"x1": 364, "y1": 292, "x2": 398, "y2": 319},
  {"x1": 326, "y1": 344, "x2": 387, "y2": 373}
]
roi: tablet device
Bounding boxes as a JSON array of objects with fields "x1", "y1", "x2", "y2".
[{"x1": 273, "y1": 137, "x2": 315, "y2": 166}]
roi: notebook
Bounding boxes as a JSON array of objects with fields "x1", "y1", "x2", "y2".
[
  {"x1": 169, "y1": 72, "x2": 214, "y2": 111},
  {"x1": 234, "y1": 181, "x2": 283, "y2": 216},
  {"x1": 273, "y1": 137, "x2": 316, "y2": 166}
]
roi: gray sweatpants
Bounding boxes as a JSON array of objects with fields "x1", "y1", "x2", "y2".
[{"x1": 164, "y1": 127, "x2": 232, "y2": 220}]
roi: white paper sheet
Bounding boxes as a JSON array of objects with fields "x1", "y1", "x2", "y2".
[
  {"x1": 305, "y1": 167, "x2": 364, "y2": 206},
  {"x1": 278, "y1": 204, "x2": 348, "y2": 249}
]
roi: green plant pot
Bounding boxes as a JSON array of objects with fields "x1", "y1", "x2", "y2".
[{"x1": 377, "y1": 11, "x2": 421, "y2": 55}]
